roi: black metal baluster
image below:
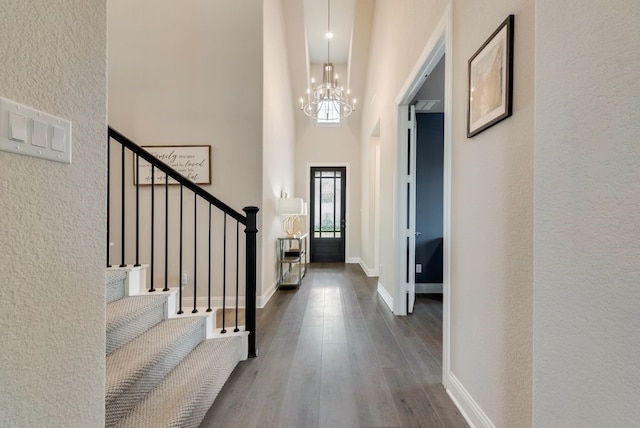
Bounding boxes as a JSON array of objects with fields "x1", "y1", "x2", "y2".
[
  {"x1": 192, "y1": 195, "x2": 198, "y2": 314},
  {"x1": 234, "y1": 221, "x2": 240, "y2": 332},
  {"x1": 106, "y1": 135, "x2": 111, "y2": 267},
  {"x1": 207, "y1": 204, "x2": 212, "y2": 312},
  {"x1": 178, "y1": 185, "x2": 184, "y2": 314},
  {"x1": 149, "y1": 166, "x2": 155, "y2": 292},
  {"x1": 221, "y1": 214, "x2": 227, "y2": 334},
  {"x1": 134, "y1": 154, "x2": 140, "y2": 267},
  {"x1": 120, "y1": 143, "x2": 126, "y2": 267},
  {"x1": 163, "y1": 176, "x2": 170, "y2": 292}
]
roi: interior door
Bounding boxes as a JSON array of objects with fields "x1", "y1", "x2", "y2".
[
  {"x1": 310, "y1": 167, "x2": 346, "y2": 262},
  {"x1": 407, "y1": 106, "x2": 417, "y2": 313}
]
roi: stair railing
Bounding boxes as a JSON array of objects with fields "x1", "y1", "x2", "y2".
[{"x1": 106, "y1": 127, "x2": 258, "y2": 357}]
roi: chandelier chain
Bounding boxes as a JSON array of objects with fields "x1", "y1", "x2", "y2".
[{"x1": 299, "y1": 0, "x2": 356, "y2": 120}]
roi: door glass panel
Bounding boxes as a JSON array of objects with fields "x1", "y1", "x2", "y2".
[{"x1": 314, "y1": 172, "x2": 342, "y2": 238}]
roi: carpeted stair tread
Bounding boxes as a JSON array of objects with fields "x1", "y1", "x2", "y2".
[
  {"x1": 106, "y1": 295, "x2": 166, "y2": 355},
  {"x1": 113, "y1": 336, "x2": 243, "y2": 428},
  {"x1": 105, "y1": 317, "x2": 206, "y2": 427},
  {"x1": 106, "y1": 270, "x2": 127, "y2": 304}
]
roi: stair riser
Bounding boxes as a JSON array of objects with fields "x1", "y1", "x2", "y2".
[
  {"x1": 113, "y1": 336, "x2": 245, "y2": 428},
  {"x1": 108, "y1": 265, "x2": 230, "y2": 339},
  {"x1": 106, "y1": 302, "x2": 165, "y2": 355},
  {"x1": 105, "y1": 265, "x2": 246, "y2": 428},
  {"x1": 106, "y1": 271, "x2": 127, "y2": 304},
  {"x1": 105, "y1": 322, "x2": 206, "y2": 428},
  {"x1": 178, "y1": 338, "x2": 245, "y2": 428}
]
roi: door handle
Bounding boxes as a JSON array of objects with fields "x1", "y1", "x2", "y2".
[{"x1": 415, "y1": 231, "x2": 421, "y2": 236}]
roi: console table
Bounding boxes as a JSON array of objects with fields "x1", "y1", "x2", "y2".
[{"x1": 277, "y1": 234, "x2": 308, "y2": 288}]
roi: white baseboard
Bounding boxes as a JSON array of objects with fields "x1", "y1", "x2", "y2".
[
  {"x1": 377, "y1": 281, "x2": 394, "y2": 311},
  {"x1": 347, "y1": 257, "x2": 360, "y2": 264},
  {"x1": 416, "y1": 283, "x2": 443, "y2": 294},
  {"x1": 181, "y1": 279, "x2": 278, "y2": 310},
  {"x1": 358, "y1": 259, "x2": 379, "y2": 277},
  {"x1": 258, "y1": 280, "x2": 278, "y2": 308},
  {"x1": 446, "y1": 372, "x2": 496, "y2": 428}
]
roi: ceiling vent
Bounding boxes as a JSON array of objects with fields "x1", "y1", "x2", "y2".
[{"x1": 414, "y1": 99, "x2": 440, "y2": 111}]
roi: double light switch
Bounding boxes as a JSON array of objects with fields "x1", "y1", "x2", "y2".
[{"x1": 0, "y1": 96, "x2": 72, "y2": 164}]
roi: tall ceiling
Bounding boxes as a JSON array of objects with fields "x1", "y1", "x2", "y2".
[
  {"x1": 303, "y1": 0, "x2": 355, "y2": 64},
  {"x1": 281, "y1": 0, "x2": 444, "y2": 119},
  {"x1": 282, "y1": 0, "x2": 374, "y2": 113}
]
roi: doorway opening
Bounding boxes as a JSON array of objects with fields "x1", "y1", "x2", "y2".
[
  {"x1": 414, "y1": 57, "x2": 445, "y2": 294},
  {"x1": 394, "y1": 5, "x2": 452, "y2": 390}
]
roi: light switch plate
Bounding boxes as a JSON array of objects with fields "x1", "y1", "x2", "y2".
[
  {"x1": 9, "y1": 112, "x2": 27, "y2": 141},
  {"x1": 32, "y1": 119, "x2": 47, "y2": 148},
  {"x1": 0, "y1": 96, "x2": 72, "y2": 163}
]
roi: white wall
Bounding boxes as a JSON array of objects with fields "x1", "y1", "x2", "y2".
[
  {"x1": 360, "y1": 0, "x2": 533, "y2": 426},
  {"x1": 360, "y1": 130, "x2": 380, "y2": 275},
  {"x1": 0, "y1": 1, "x2": 107, "y2": 426},
  {"x1": 360, "y1": 0, "x2": 449, "y2": 301},
  {"x1": 108, "y1": 0, "x2": 264, "y2": 297},
  {"x1": 533, "y1": 1, "x2": 640, "y2": 426},
  {"x1": 108, "y1": 0, "x2": 263, "y2": 210},
  {"x1": 262, "y1": 0, "x2": 296, "y2": 302},
  {"x1": 449, "y1": 1, "x2": 534, "y2": 426},
  {"x1": 294, "y1": 118, "x2": 362, "y2": 262}
]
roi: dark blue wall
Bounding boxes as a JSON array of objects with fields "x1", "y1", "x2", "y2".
[{"x1": 415, "y1": 113, "x2": 444, "y2": 283}]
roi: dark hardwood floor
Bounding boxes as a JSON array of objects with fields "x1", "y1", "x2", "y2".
[{"x1": 200, "y1": 263, "x2": 468, "y2": 428}]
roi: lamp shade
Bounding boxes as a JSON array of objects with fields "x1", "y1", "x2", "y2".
[{"x1": 277, "y1": 198, "x2": 304, "y2": 216}]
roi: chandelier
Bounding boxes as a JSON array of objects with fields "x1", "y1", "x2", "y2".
[{"x1": 299, "y1": 0, "x2": 356, "y2": 121}]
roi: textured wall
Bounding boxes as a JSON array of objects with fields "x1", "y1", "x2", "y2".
[
  {"x1": 534, "y1": 1, "x2": 640, "y2": 426},
  {"x1": 0, "y1": 1, "x2": 106, "y2": 426}
]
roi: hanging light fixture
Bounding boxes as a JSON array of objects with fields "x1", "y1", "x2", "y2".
[{"x1": 299, "y1": 0, "x2": 356, "y2": 121}]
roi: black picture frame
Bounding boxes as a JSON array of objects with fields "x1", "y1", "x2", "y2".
[{"x1": 467, "y1": 15, "x2": 514, "y2": 138}]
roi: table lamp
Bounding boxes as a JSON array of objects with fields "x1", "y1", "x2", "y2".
[{"x1": 276, "y1": 197, "x2": 305, "y2": 237}]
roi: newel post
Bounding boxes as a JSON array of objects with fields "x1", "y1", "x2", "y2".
[{"x1": 243, "y1": 206, "x2": 259, "y2": 358}]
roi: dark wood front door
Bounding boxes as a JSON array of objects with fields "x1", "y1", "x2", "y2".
[{"x1": 310, "y1": 167, "x2": 346, "y2": 262}]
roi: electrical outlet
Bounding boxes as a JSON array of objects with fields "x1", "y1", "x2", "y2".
[
  {"x1": 182, "y1": 273, "x2": 188, "y2": 285},
  {"x1": 416, "y1": 264, "x2": 422, "y2": 274}
]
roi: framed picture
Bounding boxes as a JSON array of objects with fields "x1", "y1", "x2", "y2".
[
  {"x1": 467, "y1": 15, "x2": 514, "y2": 137},
  {"x1": 134, "y1": 145, "x2": 211, "y2": 185}
]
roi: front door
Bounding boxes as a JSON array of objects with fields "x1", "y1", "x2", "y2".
[{"x1": 310, "y1": 167, "x2": 346, "y2": 262}]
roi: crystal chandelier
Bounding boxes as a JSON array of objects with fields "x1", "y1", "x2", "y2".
[{"x1": 299, "y1": 0, "x2": 356, "y2": 121}]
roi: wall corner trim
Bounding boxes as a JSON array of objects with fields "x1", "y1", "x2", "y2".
[
  {"x1": 359, "y1": 259, "x2": 380, "y2": 277},
  {"x1": 446, "y1": 372, "x2": 496, "y2": 428},
  {"x1": 377, "y1": 281, "x2": 394, "y2": 312}
]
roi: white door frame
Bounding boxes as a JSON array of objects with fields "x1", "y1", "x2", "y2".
[
  {"x1": 305, "y1": 162, "x2": 352, "y2": 262},
  {"x1": 393, "y1": 5, "x2": 453, "y2": 388}
]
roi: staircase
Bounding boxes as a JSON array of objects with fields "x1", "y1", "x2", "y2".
[{"x1": 105, "y1": 268, "x2": 246, "y2": 427}]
